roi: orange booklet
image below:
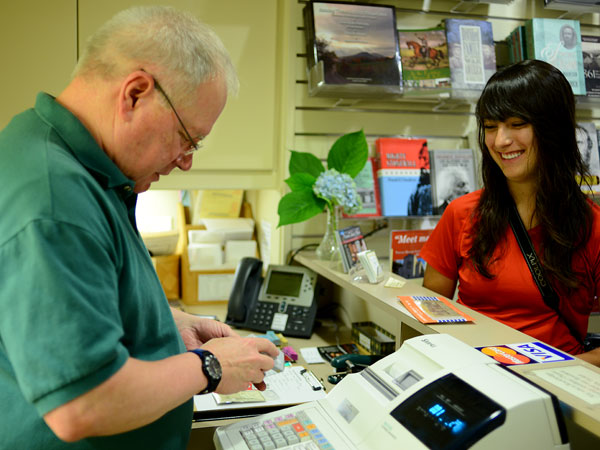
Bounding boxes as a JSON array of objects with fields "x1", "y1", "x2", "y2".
[{"x1": 398, "y1": 295, "x2": 474, "y2": 323}]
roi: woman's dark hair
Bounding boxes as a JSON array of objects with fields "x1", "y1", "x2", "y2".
[{"x1": 471, "y1": 59, "x2": 592, "y2": 289}]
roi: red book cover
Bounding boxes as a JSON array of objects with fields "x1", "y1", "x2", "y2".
[
  {"x1": 376, "y1": 138, "x2": 432, "y2": 217},
  {"x1": 390, "y1": 229, "x2": 432, "y2": 279}
]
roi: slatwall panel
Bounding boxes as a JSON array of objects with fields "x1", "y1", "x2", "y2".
[{"x1": 285, "y1": 0, "x2": 600, "y2": 263}]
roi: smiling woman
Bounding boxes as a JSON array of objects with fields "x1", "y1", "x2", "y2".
[
  {"x1": 419, "y1": 59, "x2": 600, "y2": 367},
  {"x1": 482, "y1": 117, "x2": 537, "y2": 185}
]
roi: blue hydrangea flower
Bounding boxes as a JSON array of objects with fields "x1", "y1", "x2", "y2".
[{"x1": 313, "y1": 169, "x2": 362, "y2": 214}]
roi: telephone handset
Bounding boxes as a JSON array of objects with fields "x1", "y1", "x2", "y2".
[{"x1": 226, "y1": 257, "x2": 318, "y2": 338}]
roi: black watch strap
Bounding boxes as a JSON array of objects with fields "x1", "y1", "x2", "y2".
[{"x1": 188, "y1": 349, "x2": 222, "y2": 394}]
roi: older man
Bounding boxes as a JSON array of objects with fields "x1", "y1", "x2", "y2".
[{"x1": 0, "y1": 6, "x2": 277, "y2": 449}]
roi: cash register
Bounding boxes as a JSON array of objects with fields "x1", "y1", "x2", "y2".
[{"x1": 214, "y1": 334, "x2": 569, "y2": 449}]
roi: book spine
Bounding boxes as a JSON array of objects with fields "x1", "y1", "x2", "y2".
[{"x1": 524, "y1": 19, "x2": 534, "y2": 63}]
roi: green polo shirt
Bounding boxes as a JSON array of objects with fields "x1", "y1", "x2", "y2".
[{"x1": 0, "y1": 93, "x2": 192, "y2": 449}]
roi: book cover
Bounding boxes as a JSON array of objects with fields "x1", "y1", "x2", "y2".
[
  {"x1": 342, "y1": 157, "x2": 381, "y2": 218},
  {"x1": 376, "y1": 138, "x2": 432, "y2": 217},
  {"x1": 577, "y1": 122, "x2": 600, "y2": 195},
  {"x1": 430, "y1": 149, "x2": 477, "y2": 215},
  {"x1": 390, "y1": 229, "x2": 432, "y2": 279},
  {"x1": 582, "y1": 35, "x2": 600, "y2": 98},
  {"x1": 525, "y1": 18, "x2": 586, "y2": 95},
  {"x1": 398, "y1": 295, "x2": 474, "y2": 323},
  {"x1": 445, "y1": 19, "x2": 496, "y2": 91},
  {"x1": 305, "y1": 1, "x2": 401, "y2": 88},
  {"x1": 398, "y1": 27, "x2": 451, "y2": 89},
  {"x1": 336, "y1": 225, "x2": 367, "y2": 273}
]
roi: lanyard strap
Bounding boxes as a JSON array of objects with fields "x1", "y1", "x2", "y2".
[{"x1": 508, "y1": 204, "x2": 582, "y2": 344}]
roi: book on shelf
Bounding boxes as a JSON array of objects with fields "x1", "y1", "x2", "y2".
[
  {"x1": 582, "y1": 35, "x2": 600, "y2": 98},
  {"x1": 445, "y1": 19, "x2": 496, "y2": 92},
  {"x1": 430, "y1": 149, "x2": 477, "y2": 215},
  {"x1": 303, "y1": 1, "x2": 402, "y2": 96},
  {"x1": 375, "y1": 138, "x2": 433, "y2": 217},
  {"x1": 390, "y1": 229, "x2": 432, "y2": 279},
  {"x1": 335, "y1": 225, "x2": 367, "y2": 273},
  {"x1": 342, "y1": 157, "x2": 381, "y2": 218},
  {"x1": 577, "y1": 122, "x2": 600, "y2": 195},
  {"x1": 398, "y1": 295, "x2": 474, "y2": 324},
  {"x1": 524, "y1": 18, "x2": 586, "y2": 96},
  {"x1": 398, "y1": 27, "x2": 451, "y2": 90},
  {"x1": 506, "y1": 26, "x2": 526, "y2": 64}
]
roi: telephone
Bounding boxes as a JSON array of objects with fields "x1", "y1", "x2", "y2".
[{"x1": 226, "y1": 257, "x2": 318, "y2": 338}]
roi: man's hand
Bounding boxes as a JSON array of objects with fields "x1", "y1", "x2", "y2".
[
  {"x1": 202, "y1": 337, "x2": 279, "y2": 393},
  {"x1": 170, "y1": 307, "x2": 238, "y2": 349}
]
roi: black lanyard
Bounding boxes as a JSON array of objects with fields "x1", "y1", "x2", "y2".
[{"x1": 508, "y1": 204, "x2": 582, "y2": 345}]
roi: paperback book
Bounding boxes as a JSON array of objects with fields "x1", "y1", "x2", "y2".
[
  {"x1": 577, "y1": 122, "x2": 600, "y2": 195},
  {"x1": 430, "y1": 149, "x2": 477, "y2": 215},
  {"x1": 376, "y1": 138, "x2": 432, "y2": 217},
  {"x1": 342, "y1": 157, "x2": 381, "y2": 218},
  {"x1": 582, "y1": 35, "x2": 600, "y2": 98},
  {"x1": 336, "y1": 225, "x2": 368, "y2": 273},
  {"x1": 398, "y1": 27, "x2": 451, "y2": 89},
  {"x1": 398, "y1": 295, "x2": 474, "y2": 324},
  {"x1": 445, "y1": 19, "x2": 496, "y2": 92},
  {"x1": 304, "y1": 1, "x2": 402, "y2": 95},
  {"x1": 390, "y1": 229, "x2": 432, "y2": 279},
  {"x1": 524, "y1": 18, "x2": 586, "y2": 95}
]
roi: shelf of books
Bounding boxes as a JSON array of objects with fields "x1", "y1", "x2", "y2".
[
  {"x1": 301, "y1": 1, "x2": 600, "y2": 109},
  {"x1": 287, "y1": 0, "x2": 600, "y2": 269}
]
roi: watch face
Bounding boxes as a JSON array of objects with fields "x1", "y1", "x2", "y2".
[{"x1": 206, "y1": 354, "x2": 222, "y2": 379}]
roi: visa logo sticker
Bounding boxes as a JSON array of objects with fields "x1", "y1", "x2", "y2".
[{"x1": 506, "y1": 342, "x2": 574, "y2": 363}]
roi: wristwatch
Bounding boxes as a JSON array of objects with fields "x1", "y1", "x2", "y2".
[{"x1": 189, "y1": 349, "x2": 222, "y2": 394}]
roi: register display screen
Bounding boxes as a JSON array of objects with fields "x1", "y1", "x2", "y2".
[
  {"x1": 265, "y1": 270, "x2": 303, "y2": 297},
  {"x1": 390, "y1": 373, "x2": 506, "y2": 450}
]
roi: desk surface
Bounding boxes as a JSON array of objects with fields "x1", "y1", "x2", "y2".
[{"x1": 294, "y1": 251, "x2": 600, "y2": 443}]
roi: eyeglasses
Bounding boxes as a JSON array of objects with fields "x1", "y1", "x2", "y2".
[{"x1": 145, "y1": 71, "x2": 204, "y2": 156}]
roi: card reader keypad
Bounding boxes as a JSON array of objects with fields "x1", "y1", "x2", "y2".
[{"x1": 239, "y1": 411, "x2": 334, "y2": 450}]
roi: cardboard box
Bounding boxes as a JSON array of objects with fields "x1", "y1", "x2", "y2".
[{"x1": 151, "y1": 254, "x2": 180, "y2": 300}]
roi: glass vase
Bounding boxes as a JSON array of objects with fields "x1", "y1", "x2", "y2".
[{"x1": 316, "y1": 206, "x2": 340, "y2": 261}]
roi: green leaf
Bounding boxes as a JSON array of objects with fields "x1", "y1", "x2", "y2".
[
  {"x1": 277, "y1": 191, "x2": 326, "y2": 227},
  {"x1": 289, "y1": 151, "x2": 325, "y2": 177},
  {"x1": 285, "y1": 173, "x2": 316, "y2": 192},
  {"x1": 327, "y1": 130, "x2": 368, "y2": 178}
]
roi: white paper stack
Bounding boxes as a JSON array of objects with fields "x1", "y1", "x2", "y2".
[
  {"x1": 188, "y1": 243, "x2": 223, "y2": 270},
  {"x1": 200, "y1": 218, "x2": 255, "y2": 241},
  {"x1": 224, "y1": 240, "x2": 257, "y2": 267},
  {"x1": 186, "y1": 218, "x2": 257, "y2": 270}
]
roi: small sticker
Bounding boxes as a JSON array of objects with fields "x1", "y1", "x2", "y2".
[
  {"x1": 271, "y1": 313, "x2": 288, "y2": 331},
  {"x1": 337, "y1": 398, "x2": 359, "y2": 423},
  {"x1": 358, "y1": 332, "x2": 371, "y2": 351}
]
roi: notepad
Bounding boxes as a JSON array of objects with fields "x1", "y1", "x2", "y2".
[{"x1": 399, "y1": 295, "x2": 474, "y2": 323}]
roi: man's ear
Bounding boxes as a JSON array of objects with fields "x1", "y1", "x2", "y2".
[{"x1": 118, "y1": 71, "x2": 154, "y2": 121}]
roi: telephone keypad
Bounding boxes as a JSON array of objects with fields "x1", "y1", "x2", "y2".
[{"x1": 246, "y1": 301, "x2": 317, "y2": 338}]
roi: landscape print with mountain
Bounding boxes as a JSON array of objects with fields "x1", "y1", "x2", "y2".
[{"x1": 305, "y1": 1, "x2": 401, "y2": 88}]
